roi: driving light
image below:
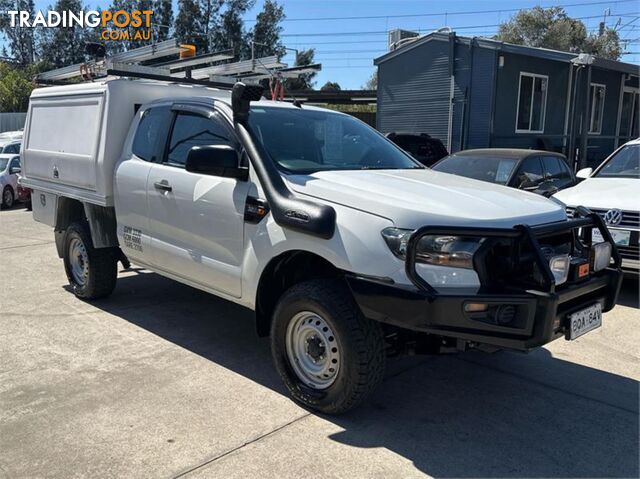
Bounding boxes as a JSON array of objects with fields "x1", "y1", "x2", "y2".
[
  {"x1": 464, "y1": 303, "x2": 489, "y2": 313},
  {"x1": 549, "y1": 254, "x2": 570, "y2": 285},
  {"x1": 592, "y1": 242, "x2": 612, "y2": 272}
]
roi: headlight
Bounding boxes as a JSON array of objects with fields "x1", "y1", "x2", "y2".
[
  {"x1": 592, "y1": 242, "x2": 612, "y2": 272},
  {"x1": 549, "y1": 254, "x2": 570, "y2": 285},
  {"x1": 381, "y1": 228, "x2": 484, "y2": 269}
]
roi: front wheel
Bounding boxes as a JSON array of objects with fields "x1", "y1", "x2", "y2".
[
  {"x1": 271, "y1": 279, "x2": 386, "y2": 414},
  {"x1": 63, "y1": 221, "x2": 118, "y2": 299},
  {"x1": 2, "y1": 186, "x2": 14, "y2": 209}
]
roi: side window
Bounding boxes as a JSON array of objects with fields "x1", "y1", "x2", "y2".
[
  {"x1": 543, "y1": 156, "x2": 571, "y2": 179},
  {"x1": 166, "y1": 111, "x2": 236, "y2": 166},
  {"x1": 515, "y1": 157, "x2": 544, "y2": 187},
  {"x1": 4, "y1": 144, "x2": 18, "y2": 154},
  {"x1": 132, "y1": 106, "x2": 172, "y2": 162},
  {"x1": 9, "y1": 157, "x2": 20, "y2": 170}
]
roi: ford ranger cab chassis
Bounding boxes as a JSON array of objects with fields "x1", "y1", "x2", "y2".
[{"x1": 20, "y1": 78, "x2": 622, "y2": 414}]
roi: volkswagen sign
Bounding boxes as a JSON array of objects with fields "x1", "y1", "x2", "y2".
[{"x1": 604, "y1": 209, "x2": 623, "y2": 226}]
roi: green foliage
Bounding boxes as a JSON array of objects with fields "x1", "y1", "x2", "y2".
[
  {"x1": 37, "y1": 0, "x2": 94, "y2": 66},
  {"x1": 583, "y1": 28, "x2": 622, "y2": 60},
  {"x1": 0, "y1": 62, "x2": 49, "y2": 112},
  {"x1": 248, "y1": 0, "x2": 285, "y2": 58},
  {"x1": 175, "y1": 0, "x2": 206, "y2": 51},
  {"x1": 363, "y1": 70, "x2": 377, "y2": 90},
  {"x1": 0, "y1": 0, "x2": 35, "y2": 65},
  {"x1": 154, "y1": 0, "x2": 175, "y2": 41},
  {"x1": 320, "y1": 81, "x2": 341, "y2": 91},
  {"x1": 323, "y1": 103, "x2": 376, "y2": 113},
  {"x1": 286, "y1": 48, "x2": 316, "y2": 90},
  {"x1": 496, "y1": 6, "x2": 622, "y2": 60},
  {"x1": 210, "y1": 0, "x2": 255, "y2": 56}
]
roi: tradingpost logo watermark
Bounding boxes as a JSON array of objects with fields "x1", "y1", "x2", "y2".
[{"x1": 5, "y1": 9, "x2": 154, "y2": 41}]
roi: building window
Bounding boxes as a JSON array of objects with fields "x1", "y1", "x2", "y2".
[
  {"x1": 516, "y1": 72, "x2": 548, "y2": 133},
  {"x1": 589, "y1": 83, "x2": 606, "y2": 134}
]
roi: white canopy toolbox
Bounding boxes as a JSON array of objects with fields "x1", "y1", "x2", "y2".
[{"x1": 21, "y1": 78, "x2": 227, "y2": 206}]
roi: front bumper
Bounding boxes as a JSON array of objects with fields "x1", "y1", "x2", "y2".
[
  {"x1": 347, "y1": 209, "x2": 624, "y2": 351},
  {"x1": 347, "y1": 268, "x2": 621, "y2": 351}
]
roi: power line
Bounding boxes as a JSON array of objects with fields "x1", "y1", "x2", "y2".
[
  {"x1": 246, "y1": 0, "x2": 637, "y2": 23},
  {"x1": 280, "y1": 12, "x2": 638, "y2": 37}
]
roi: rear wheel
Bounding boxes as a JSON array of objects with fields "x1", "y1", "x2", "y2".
[
  {"x1": 271, "y1": 279, "x2": 386, "y2": 414},
  {"x1": 2, "y1": 186, "x2": 14, "y2": 209},
  {"x1": 63, "y1": 221, "x2": 118, "y2": 299}
]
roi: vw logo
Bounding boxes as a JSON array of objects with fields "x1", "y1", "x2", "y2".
[{"x1": 604, "y1": 208, "x2": 623, "y2": 226}]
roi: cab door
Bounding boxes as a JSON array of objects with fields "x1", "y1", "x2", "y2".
[
  {"x1": 114, "y1": 105, "x2": 173, "y2": 265},
  {"x1": 146, "y1": 105, "x2": 250, "y2": 297}
]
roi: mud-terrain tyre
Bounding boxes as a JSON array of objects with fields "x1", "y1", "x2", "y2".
[
  {"x1": 63, "y1": 221, "x2": 118, "y2": 300},
  {"x1": 271, "y1": 279, "x2": 385, "y2": 414},
  {"x1": 2, "y1": 186, "x2": 14, "y2": 209}
]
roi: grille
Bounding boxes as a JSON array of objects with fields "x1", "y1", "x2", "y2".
[
  {"x1": 565, "y1": 207, "x2": 640, "y2": 229},
  {"x1": 619, "y1": 244, "x2": 640, "y2": 261}
]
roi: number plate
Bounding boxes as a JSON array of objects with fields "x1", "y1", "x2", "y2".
[
  {"x1": 592, "y1": 228, "x2": 631, "y2": 246},
  {"x1": 568, "y1": 303, "x2": 602, "y2": 340}
]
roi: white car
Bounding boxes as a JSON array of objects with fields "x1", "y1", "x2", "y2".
[
  {"x1": 0, "y1": 129, "x2": 23, "y2": 140},
  {"x1": 0, "y1": 154, "x2": 21, "y2": 209},
  {"x1": 20, "y1": 79, "x2": 623, "y2": 413},
  {"x1": 0, "y1": 138, "x2": 21, "y2": 155},
  {"x1": 554, "y1": 139, "x2": 640, "y2": 272}
]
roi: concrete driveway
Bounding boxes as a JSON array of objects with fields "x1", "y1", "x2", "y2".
[{"x1": 1, "y1": 207, "x2": 638, "y2": 478}]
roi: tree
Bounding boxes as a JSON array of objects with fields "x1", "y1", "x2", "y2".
[
  {"x1": 175, "y1": 0, "x2": 206, "y2": 52},
  {"x1": 0, "y1": 61, "x2": 48, "y2": 112},
  {"x1": 321, "y1": 81, "x2": 341, "y2": 91},
  {"x1": 210, "y1": 0, "x2": 255, "y2": 56},
  {"x1": 37, "y1": 0, "x2": 90, "y2": 67},
  {"x1": 286, "y1": 48, "x2": 316, "y2": 90},
  {"x1": 248, "y1": 0, "x2": 285, "y2": 58},
  {"x1": 496, "y1": 6, "x2": 622, "y2": 60},
  {"x1": 0, "y1": 0, "x2": 36, "y2": 65},
  {"x1": 363, "y1": 70, "x2": 377, "y2": 90},
  {"x1": 154, "y1": 0, "x2": 175, "y2": 41},
  {"x1": 584, "y1": 28, "x2": 622, "y2": 60}
]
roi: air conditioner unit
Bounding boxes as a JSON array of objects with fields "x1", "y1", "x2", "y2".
[{"x1": 388, "y1": 29, "x2": 419, "y2": 51}]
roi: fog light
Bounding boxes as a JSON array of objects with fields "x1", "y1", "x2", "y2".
[
  {"x1": 593, "y1": 242, "x2": 612, "y2": 272},
  {"x1": 464, "y1": 303, "x2": 488, "y2": 313},
  {"x1": 549, "y1": 254, "x2": 570, "y2": 285}
]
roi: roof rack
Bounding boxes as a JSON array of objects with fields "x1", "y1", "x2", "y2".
[{"x1": 35, "y1": 37, "x2": 322, "y2": 91}]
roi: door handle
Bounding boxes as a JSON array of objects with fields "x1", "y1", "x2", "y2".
[{"x1": 154, "y1": 180, "x2": 172, "y2": 192}]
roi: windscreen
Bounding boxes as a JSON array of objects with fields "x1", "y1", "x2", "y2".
[
  {"x1": 248, "y1": 106, "x2": 421, "y2": 173},
  {"x1": 432, "y1": 155, "x2": 519, "y2": 185},
  {"x1": 595, "y1": 145, "x2": 639, "y2": 178}
]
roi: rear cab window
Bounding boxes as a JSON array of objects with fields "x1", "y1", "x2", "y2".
[{"x1": 132, "y1": 106, "x2": 173, "y2": 162}]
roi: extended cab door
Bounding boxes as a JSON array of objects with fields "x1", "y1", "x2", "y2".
[
  {"x1": 114, "y1": 105, "x2": 173, "y2": 265},
  {"x1": 146, "y1": 105, "x2": 250, "y2": 297}
]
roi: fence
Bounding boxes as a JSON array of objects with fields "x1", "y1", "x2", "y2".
[{"x1": 0, "y1": 113, "x2": 27, "y2": 133}]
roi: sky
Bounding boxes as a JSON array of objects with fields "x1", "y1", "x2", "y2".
[{"x1": 3, "y1": 0, "x2": 639, "y2": 89}]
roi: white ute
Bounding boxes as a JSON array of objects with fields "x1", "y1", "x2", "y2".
[{"x1": 21, "y1": 77, "x2": 623, "y2": 413}]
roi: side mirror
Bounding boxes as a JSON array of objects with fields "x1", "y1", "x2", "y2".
[
  {"x1": 186, "y1": 145, "x2": 248, "y2": 180},
  {"x1": 576, "y1": 167, "x2": 593, "y2": 179},
  {"x1": 9, "y1": 166, "x2": 21, "y2": 175}
]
